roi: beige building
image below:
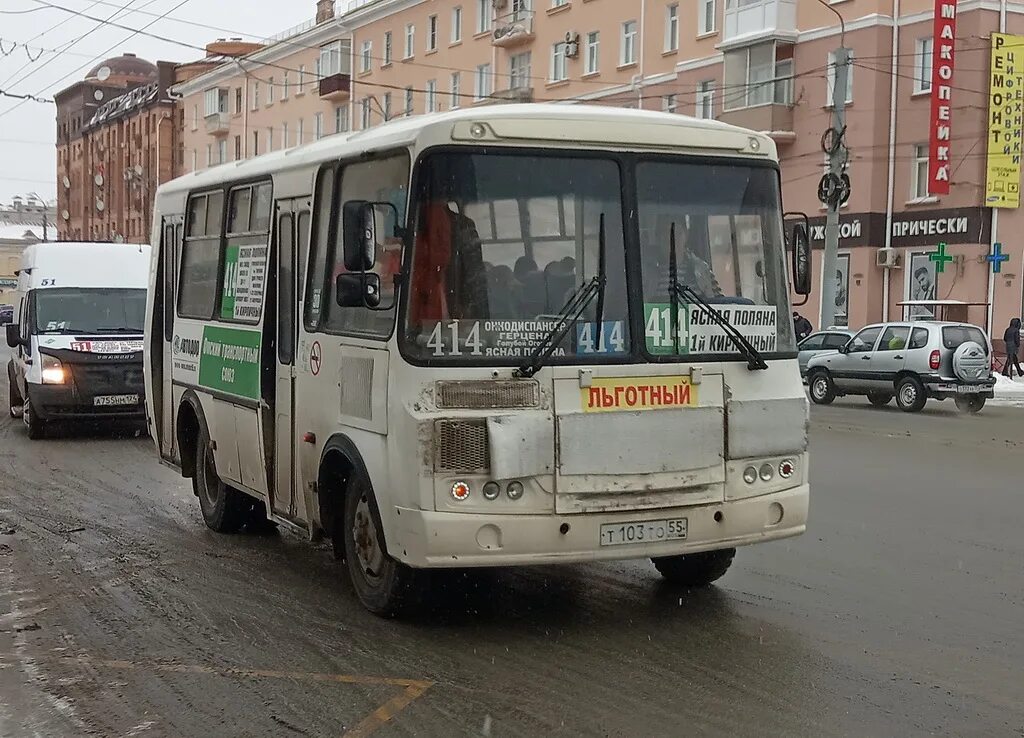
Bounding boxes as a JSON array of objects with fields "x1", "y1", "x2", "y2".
[{"x1": 173, "y1": 0, "x2": 1024, "y2": 337}]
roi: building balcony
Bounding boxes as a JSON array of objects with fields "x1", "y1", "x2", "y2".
[
  {"x1": 492, "y1": 10, "x2": 534, "y2": 48},
  {"x1": 717, "y1": 103, "x2": 794, "y2": 144},
  {"x1": 204, "y1": 112, "x2": 231, "y2": 136},
  {"x1": 483, "y1": 86, "x2": 534, "y2": 104},
  {"x1": 722, "y1": 0, "x2": 797, "y2": 47},
  {"x1": 319, "y1": 73, "x2": 351, "y2": 102}
]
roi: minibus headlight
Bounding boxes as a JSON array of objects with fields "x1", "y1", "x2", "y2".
[{"x1": 41, "y1": 354, "x2": 66, "y2": 385}]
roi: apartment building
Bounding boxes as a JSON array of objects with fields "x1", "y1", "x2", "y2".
[{"x1": 173, "y1": 0, "x2": 1024, "y2": 335}]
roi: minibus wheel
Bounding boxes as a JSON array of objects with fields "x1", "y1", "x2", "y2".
[
  {"x1": 342, "y1": 472, "x2": 425, "y2": 617},
  {"x1": 194, "y1": 428, "x2": 247, "y2": 533},
  {"x1": 22, "y1": 397, "x2": 46, "y2": 440},
  {"x1": 652, "y1": 547, "x2": 736, "y2": 587},
  {"x1": 7, "y1": 367, "x2": 22, "y2": 419}
]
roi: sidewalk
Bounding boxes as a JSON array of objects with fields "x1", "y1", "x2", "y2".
[{"x1": 992, "y1": 374, "x2": 1024, "y2": 407}]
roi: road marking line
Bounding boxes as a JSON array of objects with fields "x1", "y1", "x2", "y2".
[{"x1": 58, "y1": 657, "x2": 433, "y2": 736}]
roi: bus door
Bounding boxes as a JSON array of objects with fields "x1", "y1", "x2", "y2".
[
  {"x1": 158, "y1": 216, "x2": 183, "y2": 460},
  {"x1": 267, "y1": 198, "x2": 310, "y2": 519}
]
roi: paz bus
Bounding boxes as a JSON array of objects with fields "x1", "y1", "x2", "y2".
[{"x1": 144, "y1": 104, "x2": 813, "y2": 616}]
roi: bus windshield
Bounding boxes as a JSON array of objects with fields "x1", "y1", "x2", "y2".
[
  {"x1": 33, "y1": 288, "x2": 146, "y2": 335},
  {"x1": 402, "y1": 151, "x2": 793, "y2": 364}
]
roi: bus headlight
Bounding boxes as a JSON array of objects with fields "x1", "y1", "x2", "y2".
[
  {"x1": 482, "y1": 481, "x2": 501, "y2": 500},
  {"x1": 41, "y1": 355, "x2": 66, "y2": 385},
  {"x1": 506, "y1": 481, "x2": 525, "y2": 500},
  {"x1": 742, "y1": 466, "x2": 758, "y2": 485}
]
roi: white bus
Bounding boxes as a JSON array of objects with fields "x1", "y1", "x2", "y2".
[{"x1": 145, "y1": 105, "x2": 813, "y2": 616}]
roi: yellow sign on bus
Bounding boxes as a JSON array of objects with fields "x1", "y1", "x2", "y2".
[
  {"x1": 581, "y1": 376, "x2": 699, "y2": 413},
  {"x1": 985, "y1": 33, "x2": 1024, "y2": 209}
]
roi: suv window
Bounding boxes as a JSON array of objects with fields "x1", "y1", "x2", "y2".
[
  {"x1": 942, "y1": 325, "x2": 987, "y2": 351},
  {"x1": 909, "y1": 327, "x2": 929, "y2": 349},
  {"x1": 800, "y1": 334, "x2": 825, "y2": 350},
  {"x1": 849, "y1": 326, "x2": 881, "y2": 354},
  {"x1": 823, "y1": 332, "x2": 850, "y2": 349},
  {"x1": 879, "y1": 326, "x2": 910, "y2": 351}
]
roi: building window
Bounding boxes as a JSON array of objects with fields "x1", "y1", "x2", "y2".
[
  {"x1": 550, "y1": 43, "x2": 567, "y2": 82},
  {"x1": 234, "y1": 87, "x2": 243, "y2": 113},
  {"x1": 475, "y1": 63, "x2": 492, "y2": 100},
  {"x1": 282, "y1": 122, "x2": 290, "y2": 147},
  {"x1": 268, "y1": 78, "x2": 275, "y2": 105},
  {"x1": 774, "y1": 58, "x2": 793, "y2": 104},
  {"x1": 282, "y1": 73, "x2": 290, "y2": 100},
  {"x1": 204, "y1": 88, "x2": 228, "y2": 115},
  {"x1": 511, "y1": 52, "x2": 532, "y2": 88},
  {"x1": 405, "y1": 24, "x2": 415, "y2": 58},
  {"x1": 425, "y1": 80, "x2": 438, "y2": 112},
  {"x1": 361, "y1": 98, "x2": 372, "y2": 128},
  {"x1": 234, "y1": 135, "x2": 241, "y2": 160},
  {"x1": 382, "y1": 92, "x2": 392, "y2": 120},
  {"x1": 405, "y1": 86, "x2": 414, "y2": 115},
  {"x1": 452, "y1": 6, "x2": 463, "y2": 43},
  {"x1": 298, "y1": 65, "x2": 307, "y2": 94},
  {"x1": 253, "y1": 130, "x2": 259, "y2": 156},
  {"x1": 914, "y1": 37, "x2": 933, "y2": 94},
  {"x1": 252, "y1": 82, "x2": 260, "y2": 110},
  {"x1": 206, "y1": 144, "x2": 213, "y2": 167},
  {"x1": 663, "y1": 94, "x2": 677, "y2": 113},
  {"x1": 585, "y1": 31, "x2": 600, "y2": 75},
  {"x1": 911, "y1": 144, "x2": 930, "y2": 200},
  {"x1": 665, "y1": 4, "x2": 679, "y2": 52},
  {"x1": 314, "y1": 112, "x2": 324, "y2": 140},
  {"x1": 384, "y1": 31, "x2": 393, "y2": 65},
  {"x1": 621, "y1": 21, "x2": 637, "y2": 66},
  {"x1": 696, "y1": 80, "x2": 715, "y2": 119},
  {"x1": 826, "y1": 50, "x2": 855, "y2": 105},
  {"x1": 451, "y1": 72, "x2": 461, "y2": 107},
  {"x1": 191, "y1": 105, "x2": 198, "y2": 131},
  {"x1": 320, "y1": 41, "x2": 345, "y2": 77},
  {"x1": 699, "y1": 0, "x2": 716, "y2": 35},
  {"x1": 477, "y1": 0, "x2": 491, "y2": 34},
  {"x1": 297, "y1": 118, "x2": 305, "y2": 144},
  {"x1": 267, "y1": 127, "x2": 274, "y2": 152},
  {"x1": 361, "y1": 40, "x2": 372, "y2": 73},
  {"x1": 428, "y1": 15, "x2": 438, "y2": 51},
  {"x1": 724, "y1": 43, "x2": 792, "y2": 110}
]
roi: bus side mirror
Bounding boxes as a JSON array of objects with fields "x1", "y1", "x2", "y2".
[
  {"x1": 342, "y1": 200, "x2": 376, "y2": 272},
  {"x1": 787, "y1": 214, "x2": 812, "y2": 296},
  {"x1": 6, "y1": 323, "x2": 24, "y2": 349},
  {"x1": 335, "y1": 273, "x2": 381, "y2": 309}
]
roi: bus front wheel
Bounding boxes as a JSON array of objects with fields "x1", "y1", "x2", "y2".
[
  {"x1": 652, "y1": 548, "x2": 736, "y2": 587},
  {"x1": 341, "y1": 473, "x2": 425, "y2": 617}
]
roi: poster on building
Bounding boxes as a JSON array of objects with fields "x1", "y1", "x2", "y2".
[
  {"x1": 833, "y1": 254, "x2": 850, "y2": 327},
  {"x1": 908, "y1": 253, "x2": 938, "y2": 319},
  {"x1": 985, "y1": 33, "x2": 1024, "y2": 208},
  {"x1": 928, "y1": 0, "x2": 958, "y2": 196}
]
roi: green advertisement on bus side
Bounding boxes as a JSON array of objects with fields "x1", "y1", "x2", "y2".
[{"x1": 198, "y1": 325, "x2": 261, "y2": 400}]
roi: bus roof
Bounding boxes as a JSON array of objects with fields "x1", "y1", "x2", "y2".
[{"x1": 157, "y1": 104, "x2": 777, "y2": 199}]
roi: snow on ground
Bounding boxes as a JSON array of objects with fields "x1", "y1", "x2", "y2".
[{"x1": 992, "y1": 374, "x2": 1024, "y2": 406}]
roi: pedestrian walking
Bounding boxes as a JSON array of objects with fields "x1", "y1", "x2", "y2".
[
  {"x1": 793, "y1": 312, "x2": 813, "y2": 341},
  {"x1": 1003, "y1": 317, "x2": 1023, "y2": 378}
]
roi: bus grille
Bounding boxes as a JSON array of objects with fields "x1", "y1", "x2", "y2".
[
  {"x1": 434, "y1": 419, "x2": 490, "y2": 473},
  {"x1": 435, "y1": 380, "x2": 539, "y2": 409}
]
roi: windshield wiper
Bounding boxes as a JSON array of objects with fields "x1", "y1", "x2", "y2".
[
  {"x1": 515, "y1": 213, "x2": 608, "y2": 379},
  {"x1": 96, "y1": 327, "x2": 143, "y2": 334},
  {"x1": 668, "y1": 224, "x2": 768, "y2": 371}
]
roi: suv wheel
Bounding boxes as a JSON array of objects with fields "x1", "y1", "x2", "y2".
[
  {"x1": 809, "y1": 371, "x2": 836, "y2": 405},
  {"x1": 895, "y1": 376, "x2": 927, "y2": 413},
  {"x1": 954, "y1": 395, "x2": 986, "y2": 414},
  {"x1": 867, "y1": 392, "x2": 892, "y2": 407}
]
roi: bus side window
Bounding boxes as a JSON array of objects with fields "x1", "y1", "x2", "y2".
[
  {"x1": 305, "y1": 166, "x2": 336, "y2": 330},
  {"x1": 162, "y1": 222, "x2": 175, "y2": 335},
  {"x1": 278, "y1": 212, "x2": 295, "y2": 364}
]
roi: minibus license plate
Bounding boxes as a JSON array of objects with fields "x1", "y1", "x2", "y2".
[
  {"x1": 94, "y1": 394, "x2": 139, "y2": 407},
  {"x1": 599, "y1": 518, "x2": 687, "y2": 547}
]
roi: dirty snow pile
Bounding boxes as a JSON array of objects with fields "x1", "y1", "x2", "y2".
[{"x1": 992, "y1": 374, "x2": 1024, "y2": 406}]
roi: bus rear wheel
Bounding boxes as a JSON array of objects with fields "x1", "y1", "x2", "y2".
[
  {"x1": 652, "y1": 548, "x2": 736, "y2": 587},
  {"x1": 341, "y1": 473, "x2": 425, "y2": 617},
  {"x1": 194, "y1": 429, "x2": 248, "y2": 533}
]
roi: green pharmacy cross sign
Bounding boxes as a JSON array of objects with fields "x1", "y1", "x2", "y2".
[{"x1": 928, "y1": 242, "x2": 955, "y2": 273}]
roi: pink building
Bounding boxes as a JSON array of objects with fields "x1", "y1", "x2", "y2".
[{"x1": 173, "y1": 0, "x2": 1024, "y2": 339}]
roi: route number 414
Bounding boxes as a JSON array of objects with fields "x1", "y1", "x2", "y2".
[{"x1": 577, "y1": 322, "x2": 625, "y2": 354}]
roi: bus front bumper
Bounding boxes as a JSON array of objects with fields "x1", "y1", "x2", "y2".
[{"x1": 392, "y1": 484, "x2": 809, "y2": 568}]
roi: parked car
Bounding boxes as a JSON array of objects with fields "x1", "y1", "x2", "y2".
[
  {"x1": 806, "y1": 321, "x2": 994, "y2": 413},
  {"x1": 0, "y1": 305, "x2": 12, "y2": 326},
  {"x1": 797, "y1": 329, "x2": 853, "y2": 378}
]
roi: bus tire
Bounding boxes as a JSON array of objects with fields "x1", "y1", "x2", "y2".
[
  {"x1": 194, "y1": 428, "x2": 247, "y2": 534},
  {"x1": 652, "y1": 548, "x2": 736, "y2": 587},
  {"x1": 22, "y1": 396, "x2": 47, "y2": 440},
  {"x1": 342, "y1": 472, "x2": 424, "y2": 617}
]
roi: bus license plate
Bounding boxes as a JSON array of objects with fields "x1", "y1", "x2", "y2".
[
  {"x1": 599, "y1": 518, "x2": 687, "y2": 547},
  {"x1": 94, "y1": 394, "x2": 139, "y2": 407}
]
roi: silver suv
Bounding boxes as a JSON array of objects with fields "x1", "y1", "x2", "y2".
[{"x1": 806, "y1": 321, "x2": 994, "y2": 413}]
